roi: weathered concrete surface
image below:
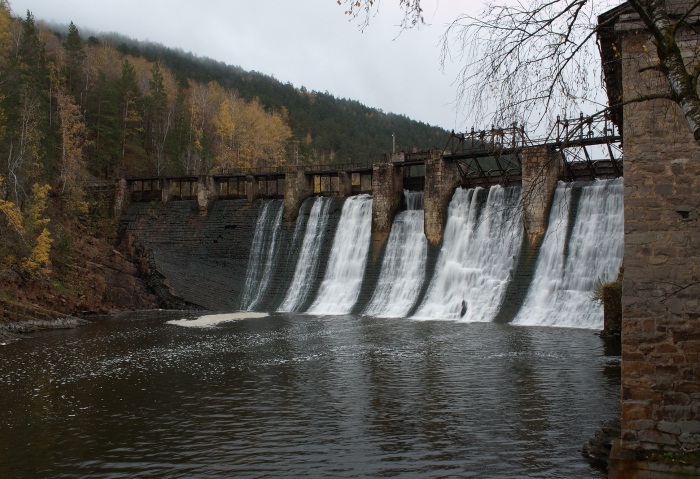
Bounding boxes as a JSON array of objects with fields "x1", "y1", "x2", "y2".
[
  {"x1": 114, "y1": 178, "x2": 129, "y2": 218},
  {"x1": 521, "y1": 146, "x2": 563, "y2": 245},
  {"x1": 283, "y1": 167, "x2": 313, "y2": 223},
  {"x1": 606, "y1": 5, "x2": 700, "y2": 477},
  {"x1": 121, "y1": 197, "x2": 346, "y2": 312},
  {"x1": 246, "y1": 175, "x2": 259, "y2": 203},
  {"x1": 197, "y1": 176, "x2": 218, "y2": 211},
  {"x1": 424, "y1": 149, "x2": 461, "y2": 245},
  {"x1": 338, "y1": 171, "x2": 353, "y2": 198},
  {"x1": 371, "y1": 162, "x2": 404, "y2": 258},
  {"x1": 121, "y1": 200, "x2": 259, "y2": 310}
]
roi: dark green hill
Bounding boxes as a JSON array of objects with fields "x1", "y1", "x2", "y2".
[{"x1": 108, "y1": 34, "x2": 449, "y2": 164}]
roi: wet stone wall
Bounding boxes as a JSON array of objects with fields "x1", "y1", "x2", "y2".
[{"x1": 121, "y1": 197, "x2": 345, "y2": 313}]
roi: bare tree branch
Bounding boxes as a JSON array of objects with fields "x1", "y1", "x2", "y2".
[{"x1": 340, "y1": 0, "x2": 700, "y2": 148}]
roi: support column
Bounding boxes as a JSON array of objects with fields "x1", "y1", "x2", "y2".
[
  {"x1": 114, "y1": 178, "x2": 129, "y2": 218},
  {"x1": 424, "y1": 149, "x2": 461, "y2": 245},
  {"x1": 520, "y1": 146, "x2": 563, "y2": 245},
  {"x1": 371, "y1": 162, "x2": 404, "y2": 257},
  {"x1": 197, "y1": 176, "x2": 218, "y2": 211},
  {"x1": 161, "y1": 178, "x2": 173, "y2": 203},
  {"x1": 246, "y1": 175, "x2": 258, "y2": 203},
  {"x1": 283, "y1": 167, "x2": 312, "y2": 222},
  {"x1": 338, "y1": 171, "x2": 353, "y2": 198}
]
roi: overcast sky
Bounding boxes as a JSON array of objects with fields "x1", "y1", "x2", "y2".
[{"x1": 9, "y1": 0, "x2": 482, "y2": 131}]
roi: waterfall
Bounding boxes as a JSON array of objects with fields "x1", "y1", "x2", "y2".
[
  {"x1": 364, "y1": 191, "x2": 427, "y2": 318},
  {"x1": 240, "y1": 200, "x2": 284, "y2": 311},
  {"x1": 278, "y1": 197, "x2": 332, "y2": 312},
  {"x1": 512, "y1": 178, "x2": 624, "y2": 329},
  {"x1": 306, "y1": 195, "x2": 372, "y2": 315},
  {"x1": 412, "y1": 185, "x2": 523, "y2": 321}
]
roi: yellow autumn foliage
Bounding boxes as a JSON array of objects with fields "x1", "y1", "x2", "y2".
[
  {"x1": 0, "y1": 176, "x2": 25, "y2": 237},
  {"x1": 19, "y1": 183, "x2": 53, "y2": 278},
  {"x1": 24, "y1": 183, "x2": 51, "y2": 234},
  {"x1": 21, "y1": 227, "x2": 52, "y2": 278}
]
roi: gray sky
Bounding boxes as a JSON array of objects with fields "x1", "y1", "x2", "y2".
[{"x1": 10, "y1": 0, "x2": 480, "y2": 131}]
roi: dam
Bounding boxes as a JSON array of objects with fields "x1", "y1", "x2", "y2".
[{"x1": 119, "y1": 115, "x2": 624, "y2": 329}]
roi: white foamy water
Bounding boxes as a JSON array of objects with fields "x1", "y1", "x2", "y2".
[
  {"x1": 278, "y1": 197, "x2": 332, "y2": 312},
  {"x1": 512, "y1": 178, "x2": 624, "y2": 329},
  {"x1": 364, "y1": 191, "x2": 427, "y2": 318},
  {"x1": 306, "y1": 195, "x2": 372, "y2": 315},
  {"x1": 167, "y1": 312, "x2": 269, "y2": 327},
  {"x1": 240, "y1": 200, "x2": 284, "y2": 311},
  {"x1": 413, "y1": 185, "x2": 523, "y2": 322}
]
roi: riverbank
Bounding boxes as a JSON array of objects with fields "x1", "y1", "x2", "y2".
[
  {"x1": 0, "y1": 207, "x2": 165, "y2": 342},
  {"x1": 0, "y1": 298, "x2": 90, "y2": 344}
]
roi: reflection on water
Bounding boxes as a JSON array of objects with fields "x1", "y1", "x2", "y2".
[{"x1": 0, "y1": 311, "x2": 619, "y2": 478}]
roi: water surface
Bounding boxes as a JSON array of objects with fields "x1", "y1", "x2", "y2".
[{"x1": 0, "y1": 311, "x2": 620, "y2": 478}]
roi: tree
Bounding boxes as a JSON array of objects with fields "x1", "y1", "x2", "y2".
[
  {"x1": 63, "y1": 21, "x2": 85, "y2": 99},
  {"x1": 145, "y1": 61, "x2": 172, "y2": 175},
  {"x1": 340, "y1": 0, "x2": 700, "y2": 146},
  {"x1": 56, "y1": 87, "x2": 88, "y2": 213},
  {"x1": 118, "y1": 59, "x2": 142, "y2": 167}
]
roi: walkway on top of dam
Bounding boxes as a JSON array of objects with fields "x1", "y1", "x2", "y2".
[{"x1": 124, "y1": 111, "x2": 622, "y2": 202}]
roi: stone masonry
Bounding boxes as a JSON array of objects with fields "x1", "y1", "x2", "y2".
[
  {"x1": 520, "y1": 146, "x2": 564, "y2": 245},
  {"x1": 605, "y1": 4, "x2": 700, "y2": 477},
  {"x1": 423, "y1": 149, "x2": 461, "y2": 245},
  {"x1": 371, "y1": 162, "x2": 404, "y2": 258},
  {"x1": 283, "y1": 167, "x2": 313, "y2": 223}
]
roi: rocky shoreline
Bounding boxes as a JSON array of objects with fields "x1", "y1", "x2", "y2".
[{"x1": 0, "y1": 298, "x2": 91, "y2": 344}]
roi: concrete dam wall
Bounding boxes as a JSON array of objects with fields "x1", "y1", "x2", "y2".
[{"x1": 121, "y1": 181, "x2": 623, "y2": 329}]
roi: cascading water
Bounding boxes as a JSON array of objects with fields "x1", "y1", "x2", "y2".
[
  {"x1": 412, "y1": 185, "x2": 523, "y2": 322},
  {"x1": 512, "y1": 178, "x2": 624, "y2": 329},
  {"x1": 364, "y1": 191, "x2": 427, "y2": 318},
  {"x1": 306, "y1": 194, "x2": 372, "y2": 315},
  {"x1": 240, "y1": 200, "x2": 284, "y2": 311},
  {"x1": 278, "y1": 197, "x2": 332, "y2": 312}
]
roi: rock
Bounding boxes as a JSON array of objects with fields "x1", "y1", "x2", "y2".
[{"x1": 582, "y1": 418, "x2": 621, "y2": 472}]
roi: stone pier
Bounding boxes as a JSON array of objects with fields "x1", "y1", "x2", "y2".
[
  {"x1": 246, "y1": 175, "x2": 258, "y2": 203},
  {"x1": 520, "y1": 145, "x2": 563, "y2": 246},
  {"x1": 371, "y1": 162, "x2": 404, "y2": 257},
  {"x1": 423, "y1": 149, "x2": 461, "y2": 245},
  {"x1": 197, "y1": 176, "x2": 218, "y2": 211},
  {"x1": 338, "y1": 171, "x2": 353, "y2": 198},
  {"x1": 161, "y1": 178, "x2": 173, "y2": 203},
  {"x1": 283, "y1": 167, "x2": 313, "y2": 223},
  {"x1": 114, "y1": 178, "x2": 129, "y2": 218}
]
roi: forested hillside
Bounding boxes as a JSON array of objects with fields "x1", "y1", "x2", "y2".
[
  {"x1": 107, "y1": 34, "x2": 448, "y2": 167},
  {"x1": 0, "y1": 3, "x2": 446, "y2": 299}
]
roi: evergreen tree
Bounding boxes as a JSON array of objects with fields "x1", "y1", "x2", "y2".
[
  {"x1": 146, "y1": 61, "x2": 170, "y2": 174},
  {"x1": 87, "y1": 71, "x2": 120, "y2": 178},
  {"x1": 63, "y1": 22, "x2": 85, "y2": 101},
  {"x1": 117, "y1": 59, "x2": 143, "y2": 173}
]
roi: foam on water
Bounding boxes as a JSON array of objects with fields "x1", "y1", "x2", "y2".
[{"x1": 167, "y1": 312, "x2": 269, "y2": 327}]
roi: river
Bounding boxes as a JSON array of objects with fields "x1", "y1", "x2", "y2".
[{"x1": 0, "y1": 311, "x2": 619, "y2": 478}]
